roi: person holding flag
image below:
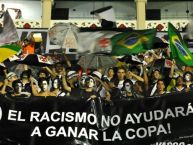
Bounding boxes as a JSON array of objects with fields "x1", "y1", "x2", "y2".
[{"x1": 168, "y1": 22, "x2": 193, "y2": 67}]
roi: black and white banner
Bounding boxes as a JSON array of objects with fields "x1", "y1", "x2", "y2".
[{"x1": 0, "y1": 91, "x2": 193, "y2": 145}]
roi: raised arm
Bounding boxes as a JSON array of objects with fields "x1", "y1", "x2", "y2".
[
  {"x1": 169, "y1": 60, "x2": 176, "y2": 78},
  {"x1": 62, "y1": 76, "x2": 72, "y2": 92},
  {"x1": 143, "y1": 65, "x2": 149, "y2": 92},
  {"x1": 128, "y1": 71, "x2": 144, "y2": 82},
  {"x1": 44, "y1": 66, "x2": 57, "y2": 79},
  {"x1": 63, "y1": 54, "x2": 71, "y2": 67},
  {"x1": 30, "y1": 77, "x2": 39, "y2": 96},
  {"x1": 0, "y1": 79, "x2": 8, "y2": 94}
]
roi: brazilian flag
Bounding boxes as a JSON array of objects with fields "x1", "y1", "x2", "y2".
[
  {"x1": 0, "y1": 44, "x2": 21, "y2": 63},
  {"x1": 168, "y1": 23, "x2": 193, "y2": 66},
  {"x1": 111, "y1": 29, "x2": 156, "y2": 56}
]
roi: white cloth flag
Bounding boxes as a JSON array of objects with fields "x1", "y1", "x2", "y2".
[
  {"x1": 18, "y1": 54, "x2": 28, "y2": 61},
  {"x1": 0, "y1": 10, "x2": 19, "y2": 44},
  {"x1": 9, "y1": 55, "x2": 20, "y2": 61},
  {"x1": 0, "y1": 63, "x2": 5, "y2": 67},
  {"x1": 77, "y1": 31, "x2": 120, "y2": 54},
  {"x1": 37, "y1": 55, "x2": 53, "y2": 65}
]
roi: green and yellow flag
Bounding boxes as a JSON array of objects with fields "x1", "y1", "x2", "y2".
[
  {"x1": 168, "y1": 22, "x2": 193, "y2": 66},
  {"x1": 111, "y1": 29, "x2": 156, "y2": 56},
  {"x1": 0, "y1": 44, "x2": 21, "y2": 62}
]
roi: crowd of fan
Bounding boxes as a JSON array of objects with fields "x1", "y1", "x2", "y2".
[{"x1": 0, "y1": 46, "x2": 193, "y2": 103}]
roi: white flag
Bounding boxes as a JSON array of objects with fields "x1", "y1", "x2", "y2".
[
  {"x1": 37, "y1": 55, "x2": 53, "y2": 65},
  {"x1": 9, "y1": 55, "x2": 20, "y2": 61},
  {"x1": 164, "y1": 59, "x2": 173, "y2": 68},
  {"x1": 18, "y1": 54, "x2": 28, "y2": 61},
  {"x1": 0, "y1": 63, "x2": 5, "y2": 67},
  {"x1": 0, "y1": 10, "x2": 19, "y2": 44}
]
